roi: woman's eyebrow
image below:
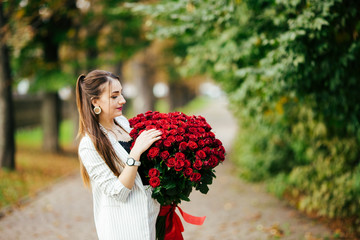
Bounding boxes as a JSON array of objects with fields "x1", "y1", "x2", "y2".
[{"x1": 111, "y1": 90, "x2": 121, "y2": 94}]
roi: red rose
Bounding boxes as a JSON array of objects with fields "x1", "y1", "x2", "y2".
[
  {"x1": 208, "y1": 155, "x2": 219, "y2": 168},
  {"x1": 129, "y1": 117, "x2": 140, "y2": 126},
  {"x1": 146, "y1": 125, "x2": 157, "y2": 130},
  {"x1": 177, "y1": 127, "x2": 186, "y2": 135},
  {"x1": 189, "y1": 134, "x2": 198, "y2": 141},
  {"x1": 170, "y1": 124, "x2": 178, "y2": 129},
  {"x1": 218, "y1": 152, "x2": 225, "y2": 161},
  {"x1": 163, "y1": 140, "x2": 172, "y2": 148},
  {"x1": 193, "y1": 160, "x2": 203, "y2": 170},
  {"x1": 174, "y1": 160, "x2": 184, "y2": 171},
  {"x1": 214, "y1": 139, "x2": 222, "y2": 147},
  {"x1": 134, "y1": 122, "x2": 145, "y2": 129},
  {"x1": 189, "y1": 127, "x2": 197, "y2": 134},
  {"x1": 158, "y1": 119, "x2": 167, "y2": 126},
  {"x1": 204, "y1": 138, "x2": 213, "y2": 146},
  {"x1": 169, "y1": 129, "x2": 177, "y2": 135},
  {"x1": 145, "y1": 110, "x2": 153, "y2": 116},
  {"x1": 188, "y1": 141, "x2": 198, "y2": 150},
  {"x1": 147, "y1": 147, "x2": 160, "y2": 159},
  {"x1": 198, "y1": 139, "x2": 205, "y2": 148},
  {"x1": 183, "y1": 168, "x2": 193, "y2": 177},
  {"x1": 130, "y1": 129, "x2": 138, "y2": 138},
  {"x1": 167, "y1": 135, "x2": 176, "y2": 144},
  {"x1": 175, "y1": 135, "x2": 184, "y2": 142},
  {"x1": 178, "y1": 122, "x2": 186, "y2": 129},
  {"x1": 153, "y1": 113, "x2": 162, "y2": 120},
  {"x1": 155, "y1": 140, "x2": 163, "y2": 148},
  {"x1": 160, "y1": 151, "x2": 170, "y2": 160},
  {"x1": 211, "y1": 149, "x2": 218, "y2": 156},
  {"x1": 190, "y1": 172, "x2": 201, "y2": 182},
  {"x1": 179, "y1": 142, "x2": 187, "y2": 152},
  {"x1": 196, "y1": 150, "x2": 206, "y2": 160},
  {"x1": 149, "y1": 177, "x2": 160, "y2": 188},
  {"x1": 184, "y1": 159, "x2": 191, "y2": 168},
  {"x1": 205, "y1": 123, "x2": 212, "y2": 131},
  {"x1": 175, "y1": 152, "x2": 185, "y2": 161},
  {"x1": 149, "y1": 168, "x2": 160, "y2": 178},
  {"x1": 203, "y1": 146, "x2": 211, "y2": 154},
  {"x1": 198, "y1": 127, "x2": 205, "y2": 133},
  {"x1": 166, "y1": 157, "x2": 176, "y2": 168},
  {"x1": 218, "y1": 145, "x2": 225, "y2": 154}
]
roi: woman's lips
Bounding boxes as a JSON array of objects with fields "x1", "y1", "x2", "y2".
[{"x1": 117, "y1": 107, "x2": 123, "y2": 111}]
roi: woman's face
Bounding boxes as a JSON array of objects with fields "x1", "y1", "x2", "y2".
[{"x1": 92, "y1": 78, "x2": 126, "y2": 121}]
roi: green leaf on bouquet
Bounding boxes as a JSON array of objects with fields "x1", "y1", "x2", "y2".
[
  {"x1": 153, "y1": 187, "x2": 162, "y2": 194},
  {"x1": 166, "y1": 188, "x2": 178, "y2": 196},
  {"x1": 202, "y1": 173, "x2": 214, "y2": 185},
  {"x1": 164, "y1": 182, "x2": 177, "y2": 190},
  {"x1": 196, "y1": 183, "x2": 209, "y2": 194},
  {"x1": 179, "y1": 194, "x2": 190, "y2": 202}
]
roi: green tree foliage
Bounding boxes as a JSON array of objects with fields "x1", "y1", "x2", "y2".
[
  {"x1": 8, "y1": 0, "x2": 145, "y2": 89},
  {"x1": 5, "y1": 0, "x2": 146, "y2": 152},
  {"x1": 74, "y1": 0, "x2": 146, "y2": 72},
  {"x1": 9, "y1": 0, "x2": 78, "y2": 91},
  {"x1": 130, "y1": 0, "x2": 360, "y2": 234}
]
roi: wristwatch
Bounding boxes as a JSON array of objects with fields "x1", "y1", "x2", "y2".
[{"x1": 126, "y1": 157, "x2": 141, "y2": 166}]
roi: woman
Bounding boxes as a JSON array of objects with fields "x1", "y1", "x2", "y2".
[{"x1": 76, "y1": 70, "x2": 162, "y2": 240}]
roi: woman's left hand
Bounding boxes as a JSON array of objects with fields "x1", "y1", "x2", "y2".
[{"x1": 130, "y1": 129, "x2": 162, "y2": 160}]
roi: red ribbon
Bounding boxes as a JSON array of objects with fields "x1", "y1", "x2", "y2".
[{"x1": 159, "y1": 204, "x2": 206, "y2": 240}]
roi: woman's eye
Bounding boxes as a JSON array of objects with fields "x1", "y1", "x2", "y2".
[{"x1": 111, "y1": 96, "x2": 118, "y2": 99}]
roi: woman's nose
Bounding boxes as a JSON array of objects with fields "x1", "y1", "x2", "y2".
[{"x1": 119, "y1": 95, "x2": 126, "y2": 104}]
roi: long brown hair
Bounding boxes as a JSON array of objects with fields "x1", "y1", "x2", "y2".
[{"x1": 76, "y1": 70, "x2": 123, "y2": 187}]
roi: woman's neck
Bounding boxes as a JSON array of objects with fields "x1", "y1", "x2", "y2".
[{"x1": 99, "y1": 117, "x2": 116, "y2": 130}]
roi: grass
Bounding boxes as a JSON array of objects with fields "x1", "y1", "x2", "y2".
[
  {"x1": 154, "y1": 96, "x2": 211, "y2": 115},
  {"x1": 0, "y1": 120, "x2": 79, "y2": 209},
  {"x1": 174, "y1": 96, "x2": 210, "y2": 115},
  {"x1": 15, "y1": 120, "x2": 75, "y2": 148}
]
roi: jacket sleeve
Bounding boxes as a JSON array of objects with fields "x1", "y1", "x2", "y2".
[{"x1": 78, "y1": 137, "x2": 131, "y2": 202}]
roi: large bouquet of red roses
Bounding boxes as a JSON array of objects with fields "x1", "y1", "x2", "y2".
[{"x1": 129, "y1": 111, "x2": 225, "y2": 239}]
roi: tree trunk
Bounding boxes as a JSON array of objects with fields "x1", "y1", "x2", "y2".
[
  {"x1": 40, "y1": 23, "x2": 61, "y2": 153},
  {"x1": 114, "y1": 60, "x2": 123, "y2": 79},
  {"x1": 132, "y1": 50, "x2": 156, "y2": 114},
  {"x1": 0, "y1": 2, "x2": 15, "y2": 169},
  {"x1": 42, "y1": 92, "x2": 61, "y2": 152},
  {"x1": 86, "y1": 47, "x2": 98, "y2": 72},
  {"x1": 169, "y1": 81, "x2": 196, "y2": 110}
]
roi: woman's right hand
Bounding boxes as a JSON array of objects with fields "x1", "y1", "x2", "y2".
[{"x1": 129, "y1": 129, "x2": 162, "y2": 160}]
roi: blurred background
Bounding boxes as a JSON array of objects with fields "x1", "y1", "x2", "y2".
[{"x1": 0, "y1": 0, "x2": 359, "y2": 238}]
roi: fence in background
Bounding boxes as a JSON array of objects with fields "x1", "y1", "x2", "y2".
[{"x1": 14, "y1": 95, "x2": 72, "y2": 129}]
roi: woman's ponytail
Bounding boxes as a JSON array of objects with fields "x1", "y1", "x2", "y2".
[{"x1": 76, "y1": 74, "x2": 86, "y2": 138}]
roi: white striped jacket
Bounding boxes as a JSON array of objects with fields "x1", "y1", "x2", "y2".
[{"x1": 78, "y1": 115, "x2": 160, "y2": 240}]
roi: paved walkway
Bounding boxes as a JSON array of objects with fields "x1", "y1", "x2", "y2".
[{"x1": 0, "y1": 97, "x2": 333, "y2": 240}]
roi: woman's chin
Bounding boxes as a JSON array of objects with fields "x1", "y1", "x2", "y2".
[{"x1": 114, "y1": 111, "x2": 123, "y2": 118}]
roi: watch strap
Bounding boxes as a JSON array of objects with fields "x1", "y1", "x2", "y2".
[{"x1": 126, "y1": 157, "x2": 141, "y2": 166}]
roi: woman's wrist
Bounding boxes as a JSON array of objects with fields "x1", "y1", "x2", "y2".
[{"x1": 129, "y1": 149, "x2": 141, "y2": 161}]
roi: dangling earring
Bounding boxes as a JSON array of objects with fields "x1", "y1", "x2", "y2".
[{"x1": 93, "y1": 106, "x2": 101, "y2": 114}]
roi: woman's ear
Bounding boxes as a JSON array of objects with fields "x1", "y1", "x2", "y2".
[{"x1": 91, "y1": 98, "x2": 98, "y2": 107}]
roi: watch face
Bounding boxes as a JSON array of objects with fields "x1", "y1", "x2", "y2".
[{"x1": 127, "y1": 158, "x2": 135, "y2": 166}]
